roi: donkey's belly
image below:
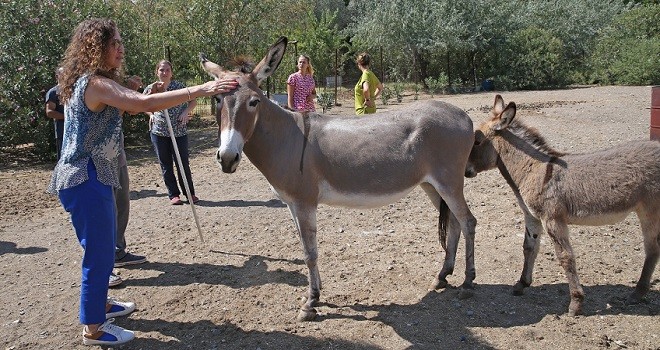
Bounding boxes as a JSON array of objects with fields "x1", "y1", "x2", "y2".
[
  {"x1": 318, "y1": 181, "x2": 414, "y2": 209},
  {"x1": 568, "y1": 211, "x2": 631, "y2": 226}
]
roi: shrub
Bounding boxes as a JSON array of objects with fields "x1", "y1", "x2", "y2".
[
  {"x1": 380, "y1": 87, "x2": 393, "y2": 105},
  {"x1": 317, "y1": 91, "x2": 335, "y2": 113},
  {"x1": 392, "y1": 82, "x2": 404, "y2": 103},
  {"x1": 424, "y1": 74, "x2": 449, "y2": 97},
  {"x1": 412, "y1": 83, "x2": 421, "y2": 100}
]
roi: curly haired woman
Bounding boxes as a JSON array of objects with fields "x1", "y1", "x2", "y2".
[{"x1": 48, "y1": 18, "x2": 237, "y2": 346}]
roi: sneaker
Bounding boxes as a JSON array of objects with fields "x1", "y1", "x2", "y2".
[
  {"x1": 82, "y1": 318, "x2": 135, "y2": 346},
  {"x1": 170, "y1": 196, "x2": 183, "y2": 205},
  {"x1": 109, "y1": 273, "x2": 123, "y2": 287},
  {"x1": 190, "y1": 195, "x2": 200, "y2": 204},
  {"x1": 106, "y1": 297, "x2": 136, "y2": 318},
  {"x1": 114, "y1": 252, "x2": 147, "y2": 268}
]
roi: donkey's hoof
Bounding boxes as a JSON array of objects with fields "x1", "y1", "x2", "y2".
[
  {"x1": 430, "y1": 277, "x2": 449, "y2": 290},
  {"x1": 512, "y1": 282, "x2": 526, "y2": 296},
  {"x1": 625, "y1": 294, "x2": 643, "y2": 305},
  {"x1": 567, "y1": 304, "x2": 583, "y2": 317},
  {"x1": 458, "y1": 288, "x2": 474, "y2": 300},
  {"x1": 297, "y1": 308, "x2": 317, "y2": 322}
]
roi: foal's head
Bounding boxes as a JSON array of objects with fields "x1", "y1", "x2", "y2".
[
  {"x1": 200, "y1": 36, "x2": 288, "y2": 173},
  {"x1": 465, "y1": 94, "x2": 517, "y2": 177},
  {"x1": 465, "y1": 94, "x2": 564, "y2": 178}
]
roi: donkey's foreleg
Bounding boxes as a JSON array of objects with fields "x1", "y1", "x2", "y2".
[
  {"x1": 545, "y1": 219, "x2": 584, "y2": 316},
  {"x1": 513, "y1": 214, "x2": 543, "y2": 296},
  {"x1": 627, "y1": 212, "x2": 659, "y2": 304},
  {"x1": 288, "y1": 205, "x2": 321, "y2": 321}
]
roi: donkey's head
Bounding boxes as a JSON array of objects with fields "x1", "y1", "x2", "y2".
[
  {"x1": 201, "y1": 36, "x2": 287, "y2": 173},
  {"x1": 465, "y1": 94, "x2": 517, "y2": 178}
]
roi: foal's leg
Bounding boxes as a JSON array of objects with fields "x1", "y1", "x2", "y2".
[
  {"x1": 513, "y1": 213, "x2": 543, "y2": 295},
  {"x1": 545, "y1": 219, "x2": 584, "y2": 316},
  {"x1": 627, "y1": 208, "x2": 660, "y2": 304},
  {"x1": 287, "y1": 204, "x2": 321, "y2": 321}
]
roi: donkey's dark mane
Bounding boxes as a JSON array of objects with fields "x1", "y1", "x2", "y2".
[
  {"x1": 227, "y1": 55, "x2": 254, "y2": 73},
  {"x1": 508, "y1": 119, "x2": 566, "y2": 158}
]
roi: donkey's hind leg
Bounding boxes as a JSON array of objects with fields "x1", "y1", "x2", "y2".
[
  {"x1": 442, "y1": 196, "x2": 477, "y2": 294},
  {"x1": 423, "y1": 182, "x2": 477, "y2": 298},
  {"x1": 433, "y1": 212, "x2": 462, "y2": 290},
  {"x1": 627, "y1": 208, "x2": 660, "y2": 304},
  {"x1": 513, "y1": 213, "x2": 543, "y2": 295},
  {"x1": 421, "y1": 184, "x2": 463, "y2": 291},
  {"x1": 287, "y1": 204, "x2": 321, "y2": 321}
]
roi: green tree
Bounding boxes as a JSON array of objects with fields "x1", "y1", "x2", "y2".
[
  {"x1": 590, "y1": 4, "x2": 660, "y2": 85},
  {"x1": 509, "y1": 0, "x2": 627, "y2": 84},
  {"x1": 345, "y1": 0, "x2": 449, "y2": 85},
  {"x1": 285, "y1": 8, "x2": 348, "y2": 93},
  {"x1": 0, "y1": 0, "x2": 114, "y2": 158},
  {"x1": 494, "y1": 27, "x2": 566, "y2": 90}
]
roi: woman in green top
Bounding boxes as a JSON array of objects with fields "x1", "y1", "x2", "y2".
[{"x1": 354, "y1": 52, "x2": 384, "y2": 115}]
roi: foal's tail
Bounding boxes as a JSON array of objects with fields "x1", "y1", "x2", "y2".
[{"x1": 439, "y1": 199, "x2": 449, "y2": 251}]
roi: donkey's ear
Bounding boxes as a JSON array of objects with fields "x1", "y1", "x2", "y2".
[
  {"x1": 252, "y1": 36, "x2": 288, "y2": 84},
  {"x1": 493, "y1": 94, "x2": 505, "y2": 115},
  {"x1": 200, "y1": 53, "x2": 226, "y2": 79},
  {"x1": 494, "y1": 102, "x2": 516, "y2": 130}
]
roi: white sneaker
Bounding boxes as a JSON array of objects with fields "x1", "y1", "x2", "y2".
[
  {"x1": 109, "y1": 273, "x2": 123, "y2": 287},
  {"x1": 106, "y1": 297, "x2": 136, "y2": 318},
  {"x1": 82, "y1": 318, "x2": 135, "y2": 346}
]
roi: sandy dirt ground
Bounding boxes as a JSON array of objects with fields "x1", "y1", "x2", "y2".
[{"x1": 1, "y1": 85, "x2": 658, "y2": 349}]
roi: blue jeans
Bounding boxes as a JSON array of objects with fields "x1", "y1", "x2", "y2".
[
  {"x1": 59, "y1": 161, "x2": 115, "y2": 325},
  {"x1": 150, "y1": 133, "x2": 195, "y2": 199}
]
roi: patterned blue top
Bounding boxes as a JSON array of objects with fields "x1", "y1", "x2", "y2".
[
  {"x1": 144, "y1": 80, "x2": 189, "y2": 137},
  {"x1": 48, "y1": 75, "x2": 122, "y2": 193}
]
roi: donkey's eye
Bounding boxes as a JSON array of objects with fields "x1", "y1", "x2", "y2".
[{"x1": 249, "y1": 99, "x2": 260, "y2": 107}]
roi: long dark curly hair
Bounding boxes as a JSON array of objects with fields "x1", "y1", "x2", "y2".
[{"x1": 58, "y1": 18, "x2": 125, "y2": 102}]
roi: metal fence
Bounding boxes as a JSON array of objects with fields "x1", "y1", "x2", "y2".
[
  {"x1": 187, "y1": 75, "x2": 349, "y2": 116},
  {"x1": 192, "y1": 96, "x2": 215, "y2": 116}
]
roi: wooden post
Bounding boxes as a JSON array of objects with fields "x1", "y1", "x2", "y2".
[
  {"x1": 379, "y1": 46, "x2": 384, "y2": 83},
  {"x1": 334, "y1": 48, "x2": 338, "y2": 105},
  {"x1": 651, "y1": 86, "x2": 660, "y2": 141}
]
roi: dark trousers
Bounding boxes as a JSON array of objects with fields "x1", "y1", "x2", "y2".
[
  {"x1": 150, "y1": 133, "x2": 195, "y2": 199},
  {"x1": 114, "y1": 163, "x2": 129, "y2": 260},
  {"x1": 55, "y1": 137, "x2": 63, "y2": 160}
]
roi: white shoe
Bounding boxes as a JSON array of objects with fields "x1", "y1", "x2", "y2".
[
  {"x1": 106, "y1": 297, "x2": 136, "y2": 318},
  {"x1": 109, "y1": 273, "x2": 123, "y2": 287},
  {"x1": 82, "y1": 318, "x2": 135, "y2": 346}
]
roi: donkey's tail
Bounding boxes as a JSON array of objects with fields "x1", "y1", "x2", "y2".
[{"x1": 439, "y1": 199, "x2": 449, "y2": 251}]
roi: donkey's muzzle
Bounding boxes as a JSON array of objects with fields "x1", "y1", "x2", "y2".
[
  {"x1": 216, "y1": 149, "x2": 240, "y2": 173},
  {"x1": 464, "y1": 168, "x2": 478, "y2": 178}
]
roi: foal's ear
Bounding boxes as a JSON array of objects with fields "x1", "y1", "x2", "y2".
[
  {"x1": 252, "y1": 36, "x2": 288, "y2": 84},
  {"x1": 494, "y1": 102, "x2": 516, "y2": 130},
  {"x1": 493, "y1": 94, "x2": 505, "y2": 115}
]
